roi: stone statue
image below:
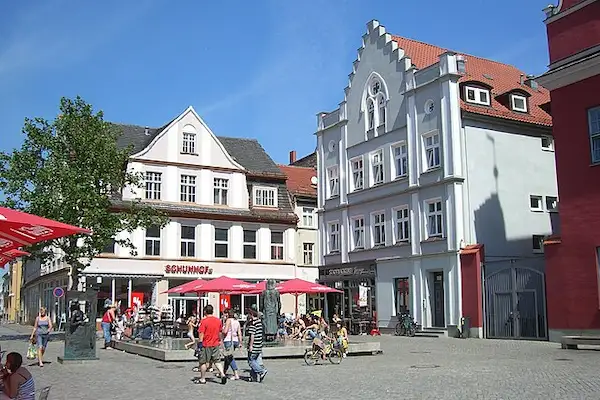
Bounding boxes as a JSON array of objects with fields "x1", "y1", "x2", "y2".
[{"x1": 260, "y1": 279, "x2": 281, "y2": 338}]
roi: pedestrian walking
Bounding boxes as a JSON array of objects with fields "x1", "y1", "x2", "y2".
[
  {"x1": 246, "y1": 308, "x2": 267, "y2": 383},
  {"x1": 29, "y1": 307, "x2": 52, "y2": 367},
  {"x1": 195, "y1": 305, "x2": 227, "y2": 385},
  {"x1": 101, "y1": 303, "x2": 116, "y2": 349},
  {"x1": 222, "y1": 309, "x2": 242, "y2": 380}
]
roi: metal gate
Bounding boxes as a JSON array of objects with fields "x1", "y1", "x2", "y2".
[{"x1": 484, "y1": 266, "x2": 547, "y2": 340}]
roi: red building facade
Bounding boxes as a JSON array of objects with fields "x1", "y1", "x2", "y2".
[{"x1": 538, "y1": 0, "x2": 600, "y2": 341}]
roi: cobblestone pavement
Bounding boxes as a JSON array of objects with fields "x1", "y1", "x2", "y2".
[{"x1": 2, "y1": 335, "x2": 600, "y2": 399}]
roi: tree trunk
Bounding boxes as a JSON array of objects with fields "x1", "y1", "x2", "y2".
[{"x1": 68, "y1": 263, "x2": 84, "y2": 292}]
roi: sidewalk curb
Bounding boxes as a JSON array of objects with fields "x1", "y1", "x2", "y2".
[{"x1": 0, "y1": 333, "x2": 65, "y2": 342}]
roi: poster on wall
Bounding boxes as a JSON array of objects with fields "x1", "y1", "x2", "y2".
[
  {"x1": 358, "y1": 285, "x2": 368, "y2": 307},
  {"x1": 220, "y1": 295, "x2": 230, "y2": 313},
  {"x1": 130, "y1": 292, "x2": 144, "y2": 308}
]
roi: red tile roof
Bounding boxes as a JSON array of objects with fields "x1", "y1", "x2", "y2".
[
  {"x1": 392, "y1": 36, "x2": 552, "y2": 127},
  {"x1": 278, "y1": 165, "x2": 317, "y2": 198}
]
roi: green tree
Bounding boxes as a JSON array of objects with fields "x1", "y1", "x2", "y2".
[{"x1": 0, "y1": 96, "x2": 168, "y2": 290}]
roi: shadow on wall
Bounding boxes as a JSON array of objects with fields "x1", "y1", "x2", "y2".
[{"x1": 471, "y1": 134, "x2": 553, "y2": 339}]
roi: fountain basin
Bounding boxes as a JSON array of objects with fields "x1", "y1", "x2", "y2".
[{"x1": 113, "y1": 338, "x2": 382, "y2": 362}]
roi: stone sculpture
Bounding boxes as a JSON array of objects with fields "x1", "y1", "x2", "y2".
[{"x1": 260, "y1": 279, "x2": 281, "y2": 338}]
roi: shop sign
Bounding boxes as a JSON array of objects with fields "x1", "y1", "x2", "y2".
[
  {"x1": 164, "y1": 265, "x2": 214, "y2": 275},
  {"x1": 324, "y1": 266, "x2": 374, "y2": 277}
]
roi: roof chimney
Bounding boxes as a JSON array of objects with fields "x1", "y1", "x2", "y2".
[
  {"x1": 520, "y1": 74, "x2": 525, "y2": 85},
  {"x1": 289, "y1": 150, "x2": 297, "y2": 164},
  {"x1": 524, "y1": 74, "x2": 539, "y2": 90},
  {"x1": 144, "y1": 126, "x2": 149, "y2": 136}
]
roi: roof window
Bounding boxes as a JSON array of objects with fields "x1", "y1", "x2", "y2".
[{"x1": 465, "y1": 86, "x2": 490, "y2": 106}]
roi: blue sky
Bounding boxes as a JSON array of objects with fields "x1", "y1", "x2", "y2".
[{"x1": 0, "y1": 0, "x2": 552, "y2": 165}]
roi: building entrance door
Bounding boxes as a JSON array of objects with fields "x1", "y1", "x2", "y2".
[{"x1": 432, "y1": 272, "x2": 445, "y2": 327}]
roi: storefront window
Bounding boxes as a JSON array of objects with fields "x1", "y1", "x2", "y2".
[
  {"x1": 229, "y1": 294, "x2": 260, "y2": 320},
  {"x1": 395, "y1": 277, "x2": 409, "y2": 315}
]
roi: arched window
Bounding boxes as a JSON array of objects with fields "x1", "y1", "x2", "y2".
[
  {"x1": 367, "y1": 100, "x2": 375, "y2": 130},
  {"x1": 364, "y1": 74, "x2": 388, "y2": 135}
]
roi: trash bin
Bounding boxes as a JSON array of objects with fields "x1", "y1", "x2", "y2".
[{"x1": 460, "y1": 316, "x2": 471, "y2": 338}]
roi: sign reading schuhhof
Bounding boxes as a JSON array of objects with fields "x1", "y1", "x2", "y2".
[{"x1": 164, "y1": 265, "x2": 214, "y2": 275}]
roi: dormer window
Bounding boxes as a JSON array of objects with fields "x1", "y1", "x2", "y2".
[
  {"x1": 253, "y1": 186, "x2": 277, "y2": 207},
  {"x1": 465, "y1": 86, "x2": 490, "y2": 106},
  {"x1": 510, "y1": 94, "x2": 528, "y2": 113}
]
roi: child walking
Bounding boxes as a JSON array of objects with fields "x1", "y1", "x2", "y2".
[
  {"x1": 336, "y1": 322, "x2": 349, "y2": 358},
  {"x1": 184, "y1": 315, "x2": 198, "y2": 349}
]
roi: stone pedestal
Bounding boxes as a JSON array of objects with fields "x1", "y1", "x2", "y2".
[{"x1": 57, "y1": 291, "x2": 99, "y2": 364}]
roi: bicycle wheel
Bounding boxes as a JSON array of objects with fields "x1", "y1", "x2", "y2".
[
  {"x1": 304, "y1": 350, "x2": 318, "y2": 366},
  {"x1": 395, "y1": 322, "x2": 405, "y2": 336},
  {"x1": 407, "y1": 324, "x2": 416, "y2": 337},
  {"x1": 328, "y1": 349, "x2": 343, "y2": 365}
]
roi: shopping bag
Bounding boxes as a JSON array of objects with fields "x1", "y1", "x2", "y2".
[{"x1": 26, "y1": 343, "x2": 36, "y2": 360}]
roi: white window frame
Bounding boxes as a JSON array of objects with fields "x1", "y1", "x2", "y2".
[
  {"x1": 465, "y1": 86, "x2": 490, "y2": 106},
  {"x1": 214, "y1": 227, "x2": 229, "y2": 258},
  {"x1": 351, "y1": 216, "x2": 365, "y2": 250},
  {"x1": 541, "y1": 135, "x2": 554, "y2": 151},
  {"x1": 545, "y1": 196, "x2": 558, "y2": 212},
  {"x1": 180, "y1": 175, "x2": 196, "y2": 203},
  {"x1": 425, "y1": 199, "x2": 443, "y2": 238},
  {"x1": 302, "y1": 207, "x2": 315, "y2": 227},
  {"x1": 371, "y1": 211, "x2": 386, "y2": 247},
  {"x1": 393, "y1": 206, "x2": 410, "y2": 243},
  {"x1": 588, "y1": 106, "x2": 600, "y2": 164},
  {"x1": 213, "y1": 178, "x2": 229, "y2": 206},
  {"x1": 145, "y1": 226, "x2": 161, "y2": 256},
  {"x1": 182, "y1": 132, "x2": 196, "y2": 154},
  {"x1": 253, "y1": 186, "x2": 277, "y2": 207},
  {"x1": 532, "y1": 235, "x2": 545, "y2": 254},
  {"x1": 270, "y1": 231, "x2": 284, "y2": 260},
  {"x1": 180, "y1": 225, "x2": 196, "y2": 258},
  {"x1": 371, "y1": 150, "x2": 384, "y2": 185},
  {"x1": 327, "y1": 166, "x2": 339, "y2": 198},
  {"x1": 510, "y1": 94, "x2": 528, "y2": 112},
  {"x1": 303, "y1": 243, "x2": 314, "y2": 265},
  {"x1": 423, "y1": 131, "x2": 441, "y2": 170},
  {"x1": 391, "y1": 142, "x2": 408, "y2": 178},
  {"x1": 328, "y1": 221, "x2": 340, "y2": 253},
  {"x1": 367, "y1": 99, "x2": 375, "y2": 131},
  {"x1": 145, "y1": 171, "x2": 162, "y2": 200},
  {"x1": 350, "y1": 156, "x2": 364, "y2": 191},
  {"x1": 529, "y1": 195, "x2": 543, "y2": 212},
  {"x1": 378, "y1": 94, "x2": 387, "y2": 130},
  {"x1": 243, "y1": 229, "x2": 257, "y2": 260}
]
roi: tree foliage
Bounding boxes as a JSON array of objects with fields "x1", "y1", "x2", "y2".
[{"x1": 0, "y1": 97, "x2": 168, "y2": 289}]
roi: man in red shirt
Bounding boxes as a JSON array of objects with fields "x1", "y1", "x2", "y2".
[{"x1": 196, "y1": 305, "x2": 227, "y2": 385}]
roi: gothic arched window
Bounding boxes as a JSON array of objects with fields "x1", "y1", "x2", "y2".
[{"x1": 364, "y1": 75, "x2": 388, "y2": 135}]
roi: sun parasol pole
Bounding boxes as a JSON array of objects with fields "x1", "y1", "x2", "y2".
[{"x1": 295, "y1": 293, "x2": 299, "y2": 318}]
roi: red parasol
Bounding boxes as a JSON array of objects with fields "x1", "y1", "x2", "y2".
[
  {"x1": 181, "y1": 276, "x2": 257, "y2": 294},
  {"x1": 0, "y1": 207, "x2": 91, "y2": 253},
  {"x1": 277, "y1": 278, "x2": 343, "y2": 295},
  {"x1": 161, "y1": 279, "x2": 206, "y2": 294},
  {"x1": 0, "y1": 249, "x2": 30, "y2": 268}
]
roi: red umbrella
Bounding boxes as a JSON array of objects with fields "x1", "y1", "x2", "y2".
[
  {"x1": 0, "y1": 207, "x2": 91, "y2": 253},
  {"x1": 182, "y1": 276, "x2": 257, "y2": 294},
  {"x1": 160, "y1": 279, "x2": 205, "y2": 294},
  {"x1": 278, "y1": 279, "x2": 342, "y2": 295},
  {"x1": 0, "y1": 249, "x2": 30, "y2": 268}
]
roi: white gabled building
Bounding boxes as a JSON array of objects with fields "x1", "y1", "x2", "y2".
[{"x1": 82, "y1": 106, "x2": 317, "y2": 318}]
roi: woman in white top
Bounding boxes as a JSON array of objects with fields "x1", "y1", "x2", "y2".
[{"x1": 222, "y1": 309, "x2": 242, "y2": 380}]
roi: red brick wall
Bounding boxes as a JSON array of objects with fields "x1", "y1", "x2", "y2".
[
  {"x1": 545, "y1": 74, "x2": 600, "y2": 331},
  {"x1": 547, "y1": 1, "x2": 600, "y2": 63}
]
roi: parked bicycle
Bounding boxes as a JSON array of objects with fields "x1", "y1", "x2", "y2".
[
  {"x1": 304, "y1": 335, "x2": 343, "y2": 366},
  {"x1": 395, "y1": 312, "x2": 417, "y2": 337}
]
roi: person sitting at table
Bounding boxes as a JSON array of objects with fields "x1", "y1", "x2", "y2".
[{"x1": 0, "y1": 352, "x2": 35, "y2": 400}]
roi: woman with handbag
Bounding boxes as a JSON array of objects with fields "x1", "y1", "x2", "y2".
[
  {"x1": 29, "y1": 307, "x2": 52, "y2": 367},
  {"x1": 222, "y1": 309, "x2": 242, "y2": 380}
]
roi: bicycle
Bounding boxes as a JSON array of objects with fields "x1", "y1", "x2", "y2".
[
  {"x1": 395, "y1": 313, "x2": 417, "y2": 337},
  {"x1": 304, "y1": 335, "x2": 343, "y2": 366}
]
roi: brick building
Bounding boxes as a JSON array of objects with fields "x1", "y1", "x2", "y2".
[{"x1": 538, "y1": 0, "x2": 600, "y2": 341}]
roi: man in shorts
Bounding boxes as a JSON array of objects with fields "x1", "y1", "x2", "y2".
[{"x1": 196, "y1": 305, "x2": 227, "y2": 385}]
